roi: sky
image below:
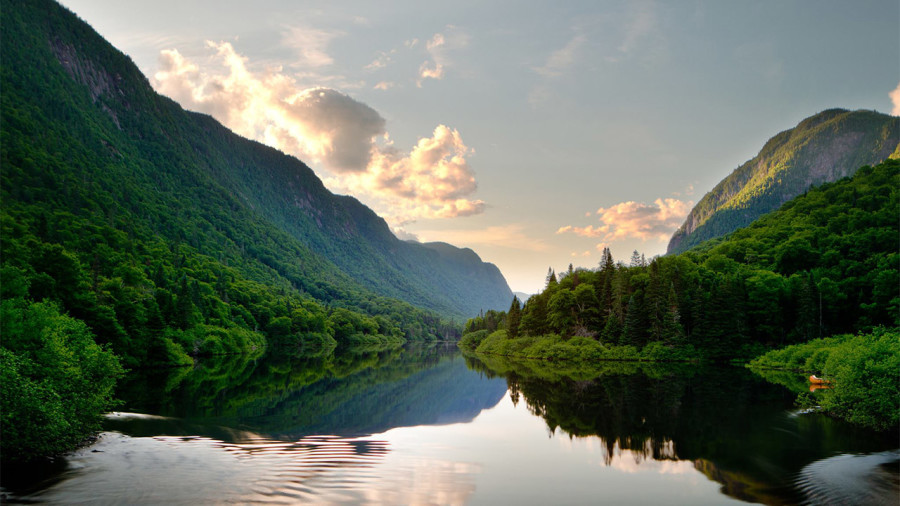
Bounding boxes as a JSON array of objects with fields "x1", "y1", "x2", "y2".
[{"x1": 60, "y1": 0, "x2": 900, "y2": 294}]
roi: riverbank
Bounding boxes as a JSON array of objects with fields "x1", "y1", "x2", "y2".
[
  {"x1": 747, "y1": 328, "x2": 899, "y2": 431},
  {"x1": 459, "y1": 329, "x2": 702, "y2": 363}
]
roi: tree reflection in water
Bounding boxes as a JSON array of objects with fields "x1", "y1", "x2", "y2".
[{"x1": 464, "y1": 353, "x2": 898, "y2": 505}]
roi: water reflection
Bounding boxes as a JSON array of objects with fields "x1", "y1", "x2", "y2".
[
  {"x1": 16, "y1": 431, "x2": 396, "y2": 504},
  {"x1": 465, "y1": 353, "x2": 899, "y2": 504},
  {"x1": 117, "y1": 343, "x2": 506, "y2": 440},
  {"x1": 2, "y1": 344, "x2": 505, "y2": 504},
  {"x1": 3, "y1": 346, "x2": 896, "y2": 505}
]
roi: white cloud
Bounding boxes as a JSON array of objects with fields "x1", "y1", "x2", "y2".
[
  {"x1": 281, "y1": 25, "x2": 342, "y2": 68},
  {"x1": 365, "y1": 49, "x2": 396, "y2": 71},
  {"x1": 533, "y1": 34, "x2": 586, "y2": 78},
  {"x1": 417, "y1": 27, "x2": 469, "y2": 86},
  {"x1": 891, "y1": 82, "x2": 900, "y2": 116},
  {"x1": 392, "y1": 227, "x2": 420, "y2": 242},
  {"x1": 328, "y1": 125, "x2": 484, "y2": 223},
  {"x1": 153, "y1": 42, "x2": 484, "y2": 222},
  {"x1": 374, "y1": 81, "x2": 396, "y2": 90},
  {"x1": 557, "y1": 198, "x2": 692, "y2": 242}
]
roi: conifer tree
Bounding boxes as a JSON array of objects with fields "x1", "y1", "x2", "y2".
[
  {"x1": 507, "y1": 296, "x2": 522, "y2": 338},
  {"x1": 630, "y1": 250, "x2": 642, "y2": 267}
]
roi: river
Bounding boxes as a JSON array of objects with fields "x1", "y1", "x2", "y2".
[{"x1": 2, "y1": 344, "x2": 897, "y2": 504}]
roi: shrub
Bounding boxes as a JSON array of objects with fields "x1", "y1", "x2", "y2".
[{"x1": 0, "y1": 298, "x2": 123, "y2": 461}]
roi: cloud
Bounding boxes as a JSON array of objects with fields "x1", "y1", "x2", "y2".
[
  {"x1": 392, "y1": 227, "x2": 420, "y2": 242},
  {"x1": 153, "y1": 41, "x2": 484, "y2": 221},
  {"x1": 281, "y1": 25, "x2": 341, "y2": 68},
  {"x1": 533, "y1": 34, "x2": 586, "y2": 78},
  {"x1": 283, "y1": 88, "x2": 386, "y2": 172},
  {"x1": 891, "y1": 82, "x2": 900, "y2": 116},
  {"x1": 415, "y1": 224, "x2": 550, "y2": 252},
  {"x1": 558, "y1": 198, "x2": 692, "y2": 242},
  {"x1": 365, "y1": 49, "x2": 396, "y2": 71},
  {"x1": 328, "y1": 125, "x2": 484, "y2": 223},
  {"x1": 617, "y1": 3, "x2": 657, "y2": 55},
  {"x1": 417, "y1": 27, "x2": 469, "y2": 86},
  {"x1": 374, "y1": 81, "x2": 396, "y2": 90}
]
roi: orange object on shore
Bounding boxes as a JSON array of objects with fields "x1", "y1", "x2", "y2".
[{"x1": 809, "y1": 375, "x2": 832, "y2": 385}]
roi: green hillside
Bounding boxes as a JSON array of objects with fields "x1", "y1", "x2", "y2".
[
  {"x1": 462, "y1": 159, "x2": 898, "y2": 360},
  {"x1": 668, "y1": 109, "x2": 899, "y2": 254},
  {"x1": 0, "y1": 0, "x2": 511, "y2": 460},
  {"x1": 0, "y1": 0, "x2": 510, "y2": 325}
]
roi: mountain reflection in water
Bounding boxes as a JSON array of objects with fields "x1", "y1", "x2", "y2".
[{"x1": 2, "y1": 345, "x2": 896, "y2": 505}]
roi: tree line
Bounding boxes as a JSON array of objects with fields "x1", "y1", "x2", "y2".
[{"x1": 465, "y1": 160, "x2": 899, "y2": 359}]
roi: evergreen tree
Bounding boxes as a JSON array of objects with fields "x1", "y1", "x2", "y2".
[
  {"x1": 546, "y1": 267, "x2": 558, "y2": 288},
  {"x1": 630, "y1": 250, "x2": 642, "y2": 267},
  {"x1": 507, "y1": 296, "x2": 522, "y2": 338},
  {"x1": 622, "y1": 292, "x2": 648, "y2": 347}
]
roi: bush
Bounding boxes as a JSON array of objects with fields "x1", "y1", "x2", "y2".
[
  {"x1": 458, "y1": 329, "x2": 490, "y2": 350},
  {"x1": 748, "y1": 328, "x2": 899, "y2": 431},
  {"x1": 0, "y1": 298, "x2": 123, "y2": 461}
]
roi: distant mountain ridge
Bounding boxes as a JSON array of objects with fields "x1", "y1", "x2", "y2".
[
  {"x1": 667, "y1": 109, "x2": 900, "y2": 254},
  {"x1": 1, "y1": 0, "x2": 511, "y2": 320}
]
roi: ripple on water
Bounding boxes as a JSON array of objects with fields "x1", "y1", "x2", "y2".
[
  {"x1": 795, "y1": 450, "x2": 900, "y2": 506},
  {"x1": 14, "y1": 432, "x2": 393, "y2": 505}
]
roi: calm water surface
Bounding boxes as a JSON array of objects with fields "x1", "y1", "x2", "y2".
[{"x1": 3, "y1": 344, "x2": 897, "y2": 504}]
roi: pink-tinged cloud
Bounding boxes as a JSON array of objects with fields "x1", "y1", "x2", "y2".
[
  {"x1": 558, "y1": 198, "x2": 692, "y2": 242},
  {"x1": 417, "y1": 27, "x2": 468, "y2": 86},
  {"x1": 153, "y1": 41, "x2": 484, "y2": 222},
  {"x1": 415, "y1": 224, "x2": 550, "y2": 252},
  {"x1": 891, "y1": 82, "x2": 900, "y2": 116},
  {"x1": 329, "y1": 125, "x2": 484, "y2": 224}
]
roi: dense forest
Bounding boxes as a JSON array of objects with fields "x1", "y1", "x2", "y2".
[
  {"x1": 667, "y1": 108, "x2": 899, "y2": 254},
  {"x1": 463, "y1": 160, "x2": 899, "y2": 361},
  {"x1": 0, "y1": 0, "x2": 510, "y2": 461}
]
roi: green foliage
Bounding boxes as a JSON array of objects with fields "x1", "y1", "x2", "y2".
[
  {"x1": 0, "y1": 0, "x2": 496, "y2": 461},
  {"x1": 464, "y1": 330, "x2": 700, "y2": 363},
  {"x1": 669, "y1": 108, "x2": 900, "y2": 254},
  {"x1": 0, "y1": 0, "x2": 466, "y2": 367},
  {"x1": 748, "y1": 328, "x2": 899, "y2": 431},
  {"x1": 0, "y1": 298, "x2": 123, "y2": 461},
  {"x1": 464, "y1": 160, "x2": 898, "y2": 362},
  {"x1": 458, "y1": 329, "x2": 490, "y2": 351}
]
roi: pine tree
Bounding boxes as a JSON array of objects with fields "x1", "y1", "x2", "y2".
[
  {"x1": 630, "y1": 250, "x2": 642, "y2": 267},
  {"x1": 546, "y1": 267, "x2": 558, "y2": 288},
  {"x1": 622, "y1": 292, "x2": 648, "y2": 347},
  {"x1": 507, "y1": 296, "x2": 522, "y2": 338}
]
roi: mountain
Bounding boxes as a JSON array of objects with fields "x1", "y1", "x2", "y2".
[
  {"x1": 667, "y1": 109, "x2": 900, "y2": 254},
  {"x1": 463, "y1": 159, "x2": 898, "y2": 359},
  {"x1": 0, "y1": 0, "x2": 511, "y2": 322}
]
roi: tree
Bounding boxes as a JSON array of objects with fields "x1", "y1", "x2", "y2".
[
  {"x1": 630, "y1": 250, "x2": 643, "y2": 267},
  {"x1": 548, "y1": 289, "x2": 575, "y2": 335},
  {"x1": 546, "y1": 267, "x2": 558, "y2": 288},
  {"x1": 507, "y1": 296, "x2": 522, "y2": 338},
  {"x1": 573, "y1": 283, "x2": 600, "y2": 335},
  {"x1": 622, "y1": 293, "x2": 648, "y2": 346}
]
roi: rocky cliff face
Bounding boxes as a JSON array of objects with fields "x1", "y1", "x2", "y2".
[{"x1": 667, "y1": 109, "x2": 900, "y2": 254}]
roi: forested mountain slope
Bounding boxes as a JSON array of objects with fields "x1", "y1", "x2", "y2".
[
  {"x1": 464, "y1": 160, "x2": 898, "y2": 360},
  {"x1": 667, "y1": 109, "x2": 899, "y2": 254},
  {"x1": 0, "y1": 0, "x2": 510, "y2": 323}
]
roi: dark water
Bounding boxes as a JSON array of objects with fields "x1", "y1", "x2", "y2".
[{"x1": 2, "y1": 344, "x2": 897, "y2": 505}]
